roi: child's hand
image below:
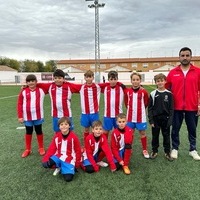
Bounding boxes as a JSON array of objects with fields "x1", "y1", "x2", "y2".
[
  {"x1": 151, "y1": 124, "x2": 155, "y2": 128},
  {"x1": 111, "y1": 168, "x2": 117, "y2": 173},
  {"x1": 94, "y1": 165, "x2": 99, "y2": 172},
  {"x1": 119, "y1": 160, "x2": 124, "y2": 166},
  {"x1": 18, "y1": 118, "x2": 24, "y2": 123}
]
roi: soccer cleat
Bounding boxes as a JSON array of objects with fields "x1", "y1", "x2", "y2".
[
  {"x1": 143, "y1": 150, "x2": 150, "y2": 159},
  {"x1": 150, "y1": 152, "x2": 158, "y2": 159},
  {"x1": 53, "y1": 168, "x2": 61, "y2": 176},
  {"x1": 171, "y1": 149, "x2": 178, "y2": 159},
  {"x1": 123, "y1": 166, "x2": 131, "y2": 175},
  {"x1": 97, "y1": 161, "x2": 108, "y2": 167},
  {"x1": 189, "y1": 150, "x2": 200, "y2": 160},
  {"x1": 21, "y1": 149, "x2": 32, "y2": 158},
  {"x1": 38, "y1": 148, "x2": 45, "y2": 156},
  {"x1": 165, "y1": 153, "x2": 174, "y2": 162}
]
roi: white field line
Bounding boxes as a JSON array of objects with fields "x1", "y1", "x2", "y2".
[{"x1": 0, "y1": 95, "x2": 18, "y2": 100}]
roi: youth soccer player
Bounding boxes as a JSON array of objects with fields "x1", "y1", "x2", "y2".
[
  {"x1": 148, "y1": 73, "x2": 174, "y2": 161},
  {"x1": 17, "y1": 74, "x2": 47, "y2": 158},
  {"x1": 37, "y1": 69, "x2": 80, "y2": 133},
  {"x1": 124, "y1": 72, "x2": 150, "y2": 158},
  {"x1": 102, "y1": 71, "x2": 125, "y2": 137},
  {"x1": 42, "y1": 117, "x2": 81, "y2": 182},
  {"x1": 111, "y1": 113, "x2": 134, "y2": 174},
  {"x1": 81, "y1": 120, "x2": 116, "y2": 173}
]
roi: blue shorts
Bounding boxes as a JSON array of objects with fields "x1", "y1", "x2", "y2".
[
  {"x1": 80, "y1": 113, "x2": 99, "y2": 128},
  {"x1": 24, "y1": 119, "x2": 44, "y2": 127},
  {"x1": 127, "y1": 122, "x2": 147, "y2": 130},
  {"x1": 51, "y1": 155, "x2": 75, "y2": 175},
  {"x1": 103, "y1": 117, "x2": 118, "y2": 131},
  {"x1": 82, "y1": 153, "x2": 99, "y2": 167},
  {"x1": 52, "y1": 117, "x2": 74, "y2": 132}
]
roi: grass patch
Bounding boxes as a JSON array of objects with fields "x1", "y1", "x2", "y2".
[{"x1": 0, "y1": 85, "x2": 199, "y2": 200}]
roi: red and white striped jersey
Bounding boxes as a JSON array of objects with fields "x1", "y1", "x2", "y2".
[
  {"x1": 125, "y1": 87, "x2": 149, "y2": 123},
  {"x1": 79, "y1": 83, "x2": 101, "y2": 114},
  {"x1": 111, "y1": 126, "x2": 134, "y2": 163},
  {"x1": 17, "y1": 87, "x2": 46, "y2": 121},
  {"x1": 103, "y1": 84, "x2": 124, "y2": 117},
  {"x1": 37, "y1": 82, "x2": 80, "y2": 118},
  {"x1": 42, "y1": 131, "x2": 81, "y2": 168},
  {"x1": 82, "y1": 133, "x2": 116, "y2": 170}
]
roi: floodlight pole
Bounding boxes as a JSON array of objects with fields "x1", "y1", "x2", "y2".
[{"x1": 85, "y1": 0, "x2": 105, "y2": 83}]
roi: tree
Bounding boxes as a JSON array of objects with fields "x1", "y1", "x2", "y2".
[{"x1": 44, "y1": 60, "x2": 57, "y2": 72}]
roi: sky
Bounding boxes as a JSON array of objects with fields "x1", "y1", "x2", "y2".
[{"x1": 1, "y1": 0, "x2": 200, "y2": 62}]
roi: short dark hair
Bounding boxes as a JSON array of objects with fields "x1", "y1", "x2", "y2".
[
  {"x1": 179, "y1": 47, "x2": 192, "y2": 56},
  {"x1": 53, "y1": 69, "x2": 65, "y2": 78},
  {"x1": 26, "y1": 74, "x2": 37, "y2": 82},
  {"x1": 108, "y1": 71, "x2": 118, "y2": 80},
  {"x1": 58, "y1": 117, "x2": 71, "y2": 127}
]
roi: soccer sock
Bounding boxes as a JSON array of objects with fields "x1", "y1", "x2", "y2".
[
  {"x1": 141, "y1": 136, "x2": 147, "y2": 151},
  {"x1": 123, "y1": 149, "x2": 132, "y2": 166},
  {"x1": 83, "y1": 132, "x2": 89, "y2": 145},
  {"x1": 25, "y1": 134, "x2": 32, "y2": 150},
  {"x1": 36, "y1": 134, "x2": 44, "y2": 149}
]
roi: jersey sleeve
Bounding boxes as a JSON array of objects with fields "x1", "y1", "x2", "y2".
[
  {"x1": 148, "y1": 93, "x2": 154, "y2": 124},
  {"x1": 110, "y1": 131, "x2": 123, "y2": 163},
  {"x1": 73, "y1": 134, "x2": 82, "y2": 168},
  {"x1": 85, "y1": 137, "x2": 98, "y2": 170},
  {"x1": 37, "y1": 82, "x2": 51, "y2": 94},
  {"x1": 17, "y1": 90, "x2": 24, "y2": 119},
  {"x1": 42, "y1": 135, "x2": 57, "y2": 162},
  {"x1": 100, "y1": 135, "x2": 116, "y2": 170},
  {"x1": 68, "y1": 82, "x2": 82, "y2": 93}
]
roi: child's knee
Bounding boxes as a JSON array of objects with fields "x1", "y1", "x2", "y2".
[{"x1": 63, "y1": 174, "x2": 74, "y2": 182}]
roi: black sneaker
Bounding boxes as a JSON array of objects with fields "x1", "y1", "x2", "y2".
[
  {"x1": 165, "y1": 153, "x2": 174, "y2": 162},
  {"x1": 150, "y1": 152, "x2": 158, "y2": 159}
]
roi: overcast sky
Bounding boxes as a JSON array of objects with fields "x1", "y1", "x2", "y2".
[{"x1": 1, "y1": 0, "x2": 200, "y2": 62}]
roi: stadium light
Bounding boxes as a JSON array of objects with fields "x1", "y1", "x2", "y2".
[{"x1": 85, "y1": 0, "x2": 105, "y2": 83}]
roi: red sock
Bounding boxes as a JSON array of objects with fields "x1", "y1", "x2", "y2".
[
  {"x1": 124, "y1": 149, "x2": 132, "y2": 166},
  {"x1": 83, "y1": 132, "x2": 89, "y2": 145},
  {"x1": 25, "y1": 134, "x2": 32, "y2": 150},
  {"x1": 141, "y1": 136, "x2": 147, "y2": 151},
  {"x1": 36, "y1": 134, "x2": 44, "y2": 149}
]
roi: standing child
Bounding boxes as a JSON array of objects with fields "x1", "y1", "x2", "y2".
[
  {"x1": 37, "y1": 69, "x2": 80, "y2": 133},
  {"x1": 79, "y1": 70, "x2": 106, "y2": 144},
  {"x1": 81, "y1": 120, "x2": 116, "y2": 173},
  {"x1": 124, "y1": 72, "x2": 150, "y2": 158},
  {"x1": 102, "y1": 71, "x2": 125, "y2": 138},
  {"x1": 111, "y1": 113, "x2": 134, "y2": 175},
  {"x1": 148, "y1": 73, "x2": 174, "y2": 161},
  {"x1": 42, "y1": 117, "x2": 81, "y2": 182},
  {"x1": 17, "y1": 74, "x2": 46, "y2": 158}
]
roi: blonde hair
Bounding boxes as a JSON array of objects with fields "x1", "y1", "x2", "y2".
[
  {"x1": 91, "y1": 120, "x2": 102, "y2": 128},
  {"x1": 84, "y1": 70, "x2": 94, "y2": 77}
]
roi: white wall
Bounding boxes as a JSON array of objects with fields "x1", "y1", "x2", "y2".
[
  {"x1": 0, "y1": 71, "x2": 18, "y2": 84},
  {"x1": 9, "y1": 71, "x2": 170, "y2": 85}
]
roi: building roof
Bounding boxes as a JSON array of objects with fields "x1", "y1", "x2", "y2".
[
  {"x1": 57, "y1": 56, "x2": 200, "y2": 64},
  {"x1": 0, "y1": 65, "x2": 17, "y2": 71}
]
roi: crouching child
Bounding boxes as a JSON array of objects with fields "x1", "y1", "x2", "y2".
[
  {"x1": 42, "y1": 117, "x2": 81, "y2": 182},
  {"x1": 81, "y1": 120, "x2": 116, "y2": 173}
]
